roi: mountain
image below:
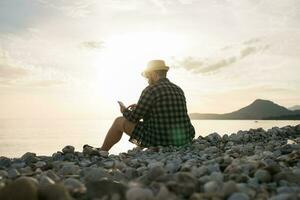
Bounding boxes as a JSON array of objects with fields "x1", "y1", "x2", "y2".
[
  {"x1": 189, "y1": 99, "x2": 300, "y2": 120},
  {"x1": 289, "y1": 105, "x2": 300, "y2": 111}
]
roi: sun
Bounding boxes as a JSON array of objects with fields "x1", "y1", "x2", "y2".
[{"x1": 92, "y1": 31, "x2": 187, "y2": 104}]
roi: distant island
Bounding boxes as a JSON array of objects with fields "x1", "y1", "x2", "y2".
[
  {"x1": 289, "y1": 105, "x2": 300, "y2": 111},
  {"x1": 189, "y1": 99, "x2": 300, "y2": 120}
]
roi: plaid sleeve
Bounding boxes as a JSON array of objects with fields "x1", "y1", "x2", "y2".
[{"x1": 122, "y1": 86, "x2": 155, "y2": 123}]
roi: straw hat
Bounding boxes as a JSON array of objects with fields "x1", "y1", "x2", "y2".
[{"x1": 141, "y1": 60, "x2": 169, "y2": 77}]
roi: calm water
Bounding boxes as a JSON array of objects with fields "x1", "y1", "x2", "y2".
[{"x1": 0, "y1": 119, "x2": 299, "y2": 158}]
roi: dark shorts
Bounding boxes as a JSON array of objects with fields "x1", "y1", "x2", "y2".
[
  {"x1": 128, "y1": 121, "x2": 194, "y2": 148},
  {"x1": 128, "y1": 121, "x2": 149, "y2": 147}
]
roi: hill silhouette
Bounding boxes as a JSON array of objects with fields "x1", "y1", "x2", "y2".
[
  {"x1": 189, "y1": 99, "x2": 300, "y2": 120},
  {"x1": 289, "y1": 105, "x2": 300, "y2": 111}
]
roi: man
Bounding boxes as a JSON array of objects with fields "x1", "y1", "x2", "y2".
[{"x1": 99, "y1": 60, "x2": 195, "y2": 152}]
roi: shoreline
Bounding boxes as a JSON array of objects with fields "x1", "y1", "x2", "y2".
[{"x1": 0, "y1": 124, "x2": 300, "y2": 199}]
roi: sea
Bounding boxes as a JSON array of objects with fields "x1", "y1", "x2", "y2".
[{"x1": 0, "y1": 119, "x2": 299, "y2": 158}]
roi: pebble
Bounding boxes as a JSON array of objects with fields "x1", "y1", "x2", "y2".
[
  {"x1": 0, "y1": 170, "x2": 8, "y2": 178},
  {"x1": 7, "y1": 168, "x2": 20, "y2": 179},
  {"x1": 21, "y1": 152, "x2": 37, "y2": 164},
  {"x1": 83, "y1": 167, "x2": 111, "y2": 182},
  {"x1": 147, "y1": 165, "x2": 165, "y2": 181},
  {"x1": 39, "y1": 175, "x2": 55, "y2": 186},
  {"x1": 86, "y1": 178, "x2": 127, "y2": 200},
  {"x1": 61, "y1": 163, "x2": 80, "y2": 176},
  {"x1": 254, "y1": 169, "x2": 272, "y2": 183},
  {"x1": 222, "y1": 181, "x2": 239, "y2": 198},
  {"x1": 0, "y1": 177, "x2": 39, "y2": 200},
  {"x1": 204, "y1": 180, "x2": 221, "y2": 193},
  {"x1": 63, "y1": 178, "x2": 86, "y2": 194},
  {"x1": 0, "y1": 156, "x2": 11, "y2": 168},
  {"x1": 126, "y1": 187, "x2": 154, "y2": 200},
  {"x1": 35, "y1": 161, "x2": 47, "y2": 168},
  {"x1": 38, "y1": 183, "x2": 72, "y2": 200},
  {"x1": 228, "y1": 192, "x2": 250, "y2": 200},
  {"x1": 62, "y1": 145, "x2": 75, "y2": 154}
]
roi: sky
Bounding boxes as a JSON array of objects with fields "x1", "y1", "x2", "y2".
[{"x1": 0, "y1": 0, "x2": 299, "y2": 119}]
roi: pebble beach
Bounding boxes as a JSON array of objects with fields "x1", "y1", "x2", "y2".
[{"x1": 0, "y1": 124, "x2": 300, "y2": 200}]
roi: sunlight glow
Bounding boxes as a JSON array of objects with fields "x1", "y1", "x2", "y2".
[{"x1": 93, "y1": 31, "x2": 187, "y2": 103}]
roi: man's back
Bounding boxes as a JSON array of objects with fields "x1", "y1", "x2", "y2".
[{"x1": 123, "y1": 77, "x2": 195, "y2": 147}]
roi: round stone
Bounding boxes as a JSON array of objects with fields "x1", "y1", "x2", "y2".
[
  {"x1": 62, "y1": 145, "x2": 75, "y2": 154},
  {"x1": 254, "y1": 169, "x2": 271, "y2": 183},
  {"x1": 204, "y1": 181, "x2": 221, "y2": 193},
  {"x1": 63, "y1": 178, "x2": 86, "y2": 194},
  {"x1": 126, "y1": 187, "x2": 154, "y2": 200},
  {"x1": 228, "y1": 192, "x2": 250, "y2": 200}
]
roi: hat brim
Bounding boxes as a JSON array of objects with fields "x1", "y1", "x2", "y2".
[{"x1": 141, "y1": 66, "x2": 169, "y2": 77}]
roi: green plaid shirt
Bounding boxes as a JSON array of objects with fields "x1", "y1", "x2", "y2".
[{"x1": 122, "y1": 77, "x2": 195, "y2": 147}]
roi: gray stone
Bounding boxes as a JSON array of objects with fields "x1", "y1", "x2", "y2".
[
  {"x1": 21, "y1": 152, "x2": 37, "y2": 164},
  {"x1": 63, "y1": 178, "x2": 86, "y2": 194},
  {"x1": 206, "y1": 132, "x2": 222, "y2": 145},
  {"x1": 39, "y1": 175, "x2": 55, "y2": 187},
  {"x1": 99, "y1": 150, "x2": 109, "y2": 157},
  {"x1": 269, "y1": 193, "x2": 298, "y2": 200},
  {"x1": 210, "y1": 171, "x2": 224, "y2": 183},
  {"x1": 38, "y1": 183, "x2": 72, "y2": 200},
  {"x1": 237, "y1": 183, "x2": 256, "y2": 199},
  {"x1": 52, "y1": 152, "x2": 63, "y2": 160},
  {"x1": 147, "y1": 165, "x2": 165, "y2": 181},
  {"x1": 254, "y1": 169, "x2": 271, "y2": 183},
  {"x1": 191, "y1": 166, "x2": 208, "y2": 178},
  {"x1": 7, "y1": 168, "x2": 20, "y2": 179},
  {"x1": 46, "y1": 170, "x2": 61, "y2": 182},
  {"x1": 0, "y1": 170, "x2": 8, "y2": 178},
  {"x1": 155, "y1": 185, "x2": 178, "y2": 200},
  {"x1": 35, "y1": 161, "x2": 47, "y2": 168},
  {"x1": 62, "y1": 145, "x2": 75, "y2": 154},
  {"x1": 103, "y1": 160, "x2": 115, "y2": 168},
  {"x1": 0, "y1": 177, "x2": 39, "y2": 200},
  {"x1": 173, "y1": 172, "x2": 198, "y2": 197},
  {"x1": 123, "y1": 167, "x2": 138, "y2": 180},
  {"x1": 83, "y1": 168, "x2": 111, "y2": 182},
  {"x1": 86, "y1": 178, "x2": 127, "y2": 200},
  {"x1": 61, "y1": 163, "x2": 80, "y2": 176},
  {"x1": 204, "y1": 146, "x2": 219, "y2": 154},
  {"x1": 83, "y1": 146, "x2": 100, "y2": 156},
  {"x1": 228, "y1": 192, "x2": 250, "y2": 200},
  {"x1": 148, "y1": 161, "x2": 164, "y2": 169},
  {"x1": 0, "y1": 156, "x2": 11, "y2": 168},
  {"x1": 273, "y1": 171, "x2": 300, "y2": 184},
  {"x1": 204, "y1": 181, "x2": 221, "y2": 193},
  {"x1": 165, "y1": 160, "x2": 181, "y2": 173},
  {"x1": 222, "y1": 181, "x2": 239, "y2": 198},
  {"x1": 222, "y1": 134, "x2": 229, "y2": 143},
  {"x1": 126, "y1": 187, "x2": 154, "y2": 200}
]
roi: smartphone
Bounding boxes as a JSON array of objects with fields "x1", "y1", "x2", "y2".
[{"x1": 117, "y1": 101, "x2": 125, "y2": 107}]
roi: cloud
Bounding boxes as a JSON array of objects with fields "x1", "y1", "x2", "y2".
[
  {"x1": 0, "y1": 64, "x2": 29, "y2": 79},
  {"x1": 26, "y1": 80, "x2": 64, "y2": 87},
  {"x1": 79, "y1": 41, "x2": 104, "y2": 50},
  {"x1": 240, "y1": 46, "x2": 257, "y2": 58},
  {"x1": 38, "y1": 0, "x2": 93, "y2": 18},
  {"x1": 242, "y1": 38, "x2": 261, "y2": 45},
  {"x1": 174, "y1": 37, "x2": 270, "y2": 74},
  {"x1": 199, "y1": 57, "x2": 237, "y2": 73},
  {"x1": 0, "y1": 61, "x2": 64, "y2": 87}
]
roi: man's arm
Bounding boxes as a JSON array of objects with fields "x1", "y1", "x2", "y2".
[{"x1": 122, "y1": 86, "x2": 155, "y2": 123}]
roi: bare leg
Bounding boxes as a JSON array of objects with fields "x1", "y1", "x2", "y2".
[{"x1": 100, "y1": 116, "x2": 136, "y2": 151}]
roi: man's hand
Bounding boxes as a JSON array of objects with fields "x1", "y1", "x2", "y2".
[{"x1": 127, "y1": 104, "x2": 137, "y2": 111}]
